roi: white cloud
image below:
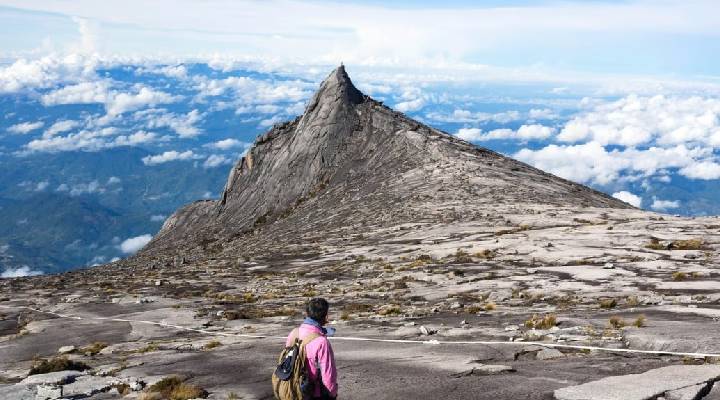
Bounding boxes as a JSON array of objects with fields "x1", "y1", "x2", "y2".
[
  {"x1": 41, "y1": 80, "x2": 110, "y2": 106},
  {"x1": 69, "y1": 180, "x2": 103, "y2": 196},
  {"x1": 255, "y1": 104, "x2": 281, "y2": 114},
  {"x1": 651, "y1": 198, "x2": 680, "y2": 211},
  {"x1": 139, "y1": 109, "x2": 203, "y2": 137},
  {"x1": 455, "y1": 124, "x2": 554, "y2": 142},
  {"x1": 528, "y1": 108, "x2": 559, "y2": 120},
  {"x1": 107, "y1": 176, "x2": 121, "y2": 184},
  {"x1": 142, "y1": 150, "x2": 198, "y2": 165},
  {"x1": 195, "y1": 75, "x2": 311, "y2": 104},
  {"x1": 514, "y1": 142, "x2": 711, "y2": 185},
  {"x1": 259, "y1": 115, "x2": 283, "y2": 128},
  {"x1": 45, "y1": 120, "x2": 80, "y2": 137},
  {"x1": 35, "y1": 181, "x2": 49, "y2": 191},
  {"x1": 150, "y1": 214, "x2": 166, "y2": 222},
  {"x1": 206, "y1": 138, "x2": 249, "y2": 150},
  {"x1": 41, "y1": 81, "x2": 179, "y2": 116},
  {"x1": 107, "y1": 87, "x2": 179, "y2": 115},
  {"x1": 0, "y1": 54, "x2": 98, "y2": 93},
  {"x1": 203, "y1": 154, "x2": 232, "y2": 168},
  {"x1": 8, "y1": 121, "x2": 44, "y2": 134},
  {"x1": 679, "y1": 161, "x2": 720, "y2": 180},
  {"x1": 119, "y1": 234, "x2": 152, "y2": 254},
  {"x1": 455, "y1": 128, "x2": 484, "y2": 142},
  {"x1": 154, "y1": 64, "x2": 188, "y2": 79},
  {"x1": 558, "y1": 95, "x2": 720, "y2": 147},
  {"x1": 612, "y1": 191, "x2": 642, "y2": 208},
  {"x1": 395, "y1": 98, "x2": 425, "y2": 113},
  {"x1": 25, "y1": 127, "x2": 159, "y2": 152},
  {"x1": 1, "y1": 266, "x2": 43, "y2": 278},
  {"x1": 427, "y1": 109, "x2": 523, "y2": 124}
]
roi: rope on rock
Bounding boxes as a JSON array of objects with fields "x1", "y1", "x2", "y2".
[{"x1": 3, "y1": 304, "x2": 720, "y2": 359}]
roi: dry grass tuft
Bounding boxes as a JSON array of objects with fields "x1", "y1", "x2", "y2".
[
  {"x1": 474, "y1": 249, "x2": 496, "y2": 259},
  {"x1": 633, "y1": 315, "x2": 646, "y2": 328},
  {"x1": 29, "y1": 356, "x2": 89, "y2": 375},
  {"x1": 671, "y1": 239, "x2": 705, "y2": 250},
  {"x1": 599, "y1": 298, "x2": 617, "y2": 309},
  {"x1": 82, "y1": 342, "x2": 107, "y2": 356},
  {"x1": 203, "y1": 340, "x2": 222, "y2": 350},
  {"x1": 378, "y1": 305, "x2": 402, "y2": 316},
  {"x1": 483, "y1": 302, "x2": 497, "y2": 311},
  {"x1": 626, "y1": 296, "x2": 640, "y2": 307},
  {"x1": 672, "y1": 271, "x2": 688, "y2": 281},
  {"x1": 524, "y1": 314, "x2": 557, "y2": 330},
  {"x1": 646, "y1": 237, "x2": 666, "y2": 250},
  {"x1": 608, "y1": 316, "x2": 626, "y2": 329},
  {"x1": 145, "y1": 376, "x2": 207, "y2": 400}
]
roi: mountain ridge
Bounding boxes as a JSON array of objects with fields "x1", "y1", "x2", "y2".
[{"x1": 137, "y1": 65, "x2": 631, "y2": 262}]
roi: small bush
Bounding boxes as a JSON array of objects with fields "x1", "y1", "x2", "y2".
[
  {"x1": 147, "y1": 376, "x2": 207, "y2": 400},
  {"x1": 626, "y1": 296, "x2": 640, "y2": 307},
  {"x1": 393, "y1": 280, "x2": 408, "y2": 290},
  {"x1": 474, "y1": 249, "x2": 496, "y2": 259},
  {"x1": 646, "y1": 238, "x2": 665, "y2": 250},
  {"x1": 29, "y1": 356, "x2": 90, "y2": 375},
  {"x1": 608, "y1": 316, "x2": 626, "y2": 329},
  {"x1": 203, "y1": 340, "x2": 222, "y2": 350},
  {"x1": 343, "y1": 303, "x2": 374, "y2": 314},
  {"x1": 453, "y1": 249, "x2": 474, "y2": 263},
  {"x1": 483, "y1": 302, "x2": 496, "y2": 311},
  {"x1": 672, "y1": 239, "x2": 705, "y2": 250},
  {"x1": 137, "y1": 343, "x2": 159, "y2": 353},
  {"x1": 82, "y1": 342, "x2": 107, "y2": 356},
  {"x1": 340, "y1": 311, "x2": 351, "y2": 320},
  {"x1": 378, "y1": 305, "x2": 402, "y2": 316},
  {"x1": 633, "y1": 315, "x2": 646, "y2": 328},
  {"x1": 599, "y1": 298, "x2": 617, "y2": 309},
  {"x1": 112, "y1": 383, "x2": 131, "y2": 396},
  {"x1": 524, "y1": 314, "x2": 557, "y2": 330},
  {"x1": 672, "y1": 271, "x2": 688, "y2": 281},
  {"x1": 465, "y1": 305, "x2": 482, "y2": 314}
]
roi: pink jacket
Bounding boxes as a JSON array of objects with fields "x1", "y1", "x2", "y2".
[{"x1": 285, "y1": 323, "x2": 338, "y2": 398}]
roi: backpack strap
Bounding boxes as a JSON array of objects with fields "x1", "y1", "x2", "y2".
[{"x1": 300, "y1": 332, "x2": 322, "y2": 348}]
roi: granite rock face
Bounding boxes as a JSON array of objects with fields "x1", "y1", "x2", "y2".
[
  {"x1": 138, "y1": 65, "x2": 630, "y2": 262},
  {"x1": 554, "y1": 365, "x2": 720, "y2": 400}
]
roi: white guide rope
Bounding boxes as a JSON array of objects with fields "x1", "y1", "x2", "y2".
[{"x1": 2, "y1": 304, "x2": 720, "y2": 359}]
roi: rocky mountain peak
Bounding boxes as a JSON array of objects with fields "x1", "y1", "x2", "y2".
[{"x1": 141, "y1": 66, "x2": 631, "y2": 258}]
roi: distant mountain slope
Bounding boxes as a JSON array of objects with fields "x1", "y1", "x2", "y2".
[
  {"x1": 0, "y1": 148, "x2": 231, "y2": 273},
  {"x1": 137, "y1": 66, "x2": 631, "y2": 263}
]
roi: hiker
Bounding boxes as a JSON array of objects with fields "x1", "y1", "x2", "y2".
[{"x1": 273, "y1": 297, "x2": 338, "y2": 400}]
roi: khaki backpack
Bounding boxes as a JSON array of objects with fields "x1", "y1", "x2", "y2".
[{"x1": 272, "y1": 328, "x2": 321, "y2": 400}]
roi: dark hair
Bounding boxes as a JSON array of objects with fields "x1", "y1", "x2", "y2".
[{"x1": 306, "y1": 298, "x2": 330, "y2": 323}]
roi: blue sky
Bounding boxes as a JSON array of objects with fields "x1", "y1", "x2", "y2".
[{"x1": 2, "y1": 1, "x2": 720, "y2": 79}]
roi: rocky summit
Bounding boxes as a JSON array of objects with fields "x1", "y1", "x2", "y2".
[
  {"x1": 140, "y1": 65, "x2": 628, "y2": 263},
  {"x1": 1, "y1": 67, "x2": 720, "y2": 400}
]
